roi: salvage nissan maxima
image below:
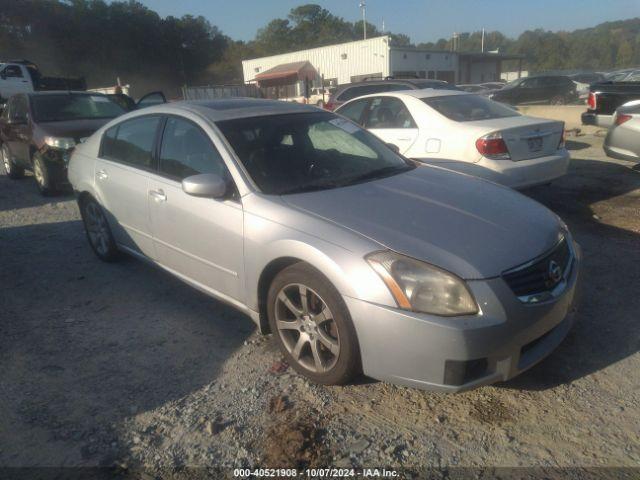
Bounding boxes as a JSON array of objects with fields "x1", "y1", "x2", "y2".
[{"x1": 68, "y1": 99, "x2": 581, "y2": 392}]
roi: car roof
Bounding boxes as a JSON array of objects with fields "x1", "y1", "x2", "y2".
[
  {"x1": 25, "y1": 90, "x2": 107, "y2": 97},
  {"x1": 336, "y1": 79, "x2": 447, "y2": 89},
  {"x1": 344, "y1": 89, "x2": 470, "y2": 102},
  {"x1": 139, "y1": 98, "x2": 321, "y2": 122}
]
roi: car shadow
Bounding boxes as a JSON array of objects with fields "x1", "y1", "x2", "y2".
[
  {"x1": 0, "y1": 171, "x2": 74, "y2": 211},
  {"x1": 0, "y1": 219, "x2": 253, "y2": 466},
  {"x1": 565, "y1": 139, "x2": 591, "y2": 151},
  {"x1": 500, "y1": 155, "x2": 640, "y2": 391}
]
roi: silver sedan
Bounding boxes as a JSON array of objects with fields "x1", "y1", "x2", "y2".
[
  {"x1": 604, "y1": 105, "x2": 640, "y2": 161},
  {"x1": 68, "y1": 99, "x2": 581, "y2": 392}
]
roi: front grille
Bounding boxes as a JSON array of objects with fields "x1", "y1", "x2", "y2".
[{"x1": 503, "y1": 238, "x2": 572, "y2": 298}]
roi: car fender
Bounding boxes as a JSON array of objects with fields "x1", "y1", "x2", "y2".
[{"x1": 242, "y1": 208, "x2": 395, "y2": 313}]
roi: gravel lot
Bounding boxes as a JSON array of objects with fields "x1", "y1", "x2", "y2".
[{"x1": 1, "y1": 133, "x2": 639, "y2": 478}]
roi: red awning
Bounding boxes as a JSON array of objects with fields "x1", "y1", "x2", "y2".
[{"x1": 255, "y1": 61, "x2": 318, "y2": 87}]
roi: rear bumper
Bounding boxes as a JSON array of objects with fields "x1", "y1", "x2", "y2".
[
  {"x1": 582, "y1": 111, "x2": 613, "y2": 128},
  {"x1": 346, "y1": 241, "x2": 581, "y2": 392},
  {"x1": 604, "y1": 143, "x2": 640, "y2": 162},
  {"x1": 417, "y1": 150, "x2": 570, "y2": 190}
]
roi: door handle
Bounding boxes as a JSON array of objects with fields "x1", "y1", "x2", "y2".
[
  {"x1": 396, "y1": 138, "x2": 413, "y2": 142},
  {"x1": 96, "y1": 169, "x2": 108, "y2": 180},
  {"x1": 149, "y1": 189, "x2": 167, "y2": 202}
]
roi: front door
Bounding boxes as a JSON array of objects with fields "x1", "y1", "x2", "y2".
[
  {"x1": 364, "y1": 96, "x2": 419, "y2": 155},
  {"x1": 93, "y1": 115, "x2": 162, "y2": 258},
  {"x1": 147, "y1": 116, "x2": 244, "y2": 302}
]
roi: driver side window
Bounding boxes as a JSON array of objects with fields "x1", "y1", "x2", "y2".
[{"x1": 159, "y1": 117, "x2": 228, "y2": 181}]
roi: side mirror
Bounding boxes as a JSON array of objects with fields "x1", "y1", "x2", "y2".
[
  {"x1": 182, "y1": 173, "x2": 227, "y2": 198},
  {"x1": 386, "y1": 143, "x2": 400, "y2": 153}
]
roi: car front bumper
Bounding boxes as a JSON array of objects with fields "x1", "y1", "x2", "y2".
[{"x1": 345, "y1": 241, "x2": 581, "y2": 392}]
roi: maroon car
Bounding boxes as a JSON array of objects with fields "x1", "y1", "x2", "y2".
[{"x1": 0, "y1": 90, "x2": 165, "y2": 195}]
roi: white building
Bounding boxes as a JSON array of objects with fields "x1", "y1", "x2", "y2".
[{"x1": 241, "y1": 36, "x2": 523, "y2": 96}]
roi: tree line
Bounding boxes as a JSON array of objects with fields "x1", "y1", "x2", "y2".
[{"x1": 1, "y1": 1, "x2": 638, "y2": 96}]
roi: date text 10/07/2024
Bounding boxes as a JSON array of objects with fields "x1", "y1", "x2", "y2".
[{"x1": 233, "y1": 468, "x2": 400, "y2": 478}]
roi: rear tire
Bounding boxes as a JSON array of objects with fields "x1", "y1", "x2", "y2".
[
  {"x1": 267, "y1": 263, "x2": 360, "y2": 385},
  {"x1": 2, "y1": 144, "x2": 25, "y2": 179},
  {"x1": 33, "y1": 153, "x2": 54, "y2": 196},
  {"x1": 80, "y1": 197, "x2": 120, "y2": 262}
]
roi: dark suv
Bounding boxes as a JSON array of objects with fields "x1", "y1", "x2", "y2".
[
  {"x1": 0, "y1": 91, "x2": 127, "y2": 194},
  {"x1": 1, "y1": 90, "x2": 165, "y2": 195},
  {"x1": 324, "y1": 78, "x2": 460, "y2": 111},
  {"x1": 489, "y1": 75, "x2": 578, "y2": 105}
]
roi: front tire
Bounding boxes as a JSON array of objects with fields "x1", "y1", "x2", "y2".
[
  {"x1": 33, "y1": 153, "x2": 54, "y2": 196},
  {"x1": 550, "y1": 95, "x2": 566, "y2": 105},
  {"x1": 80, "y1": 197, "x2": 120, "y2": 262},
  {"x1": 267, "y1": 263, "x2": 360, "y2": 385},
  {"x1": 2, "y1": 144, "x2": 25, "y2": 179}
]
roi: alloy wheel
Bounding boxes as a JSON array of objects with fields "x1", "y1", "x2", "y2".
[
  {"x1": 84, "y1": 202, "x2": 110, "y2": 256},
  {"x1": 275, "y1": 283, "x2": 340, "y2": 373}
]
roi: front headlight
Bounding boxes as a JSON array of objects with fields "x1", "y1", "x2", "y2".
[
  {"x1": 44, "y1": 136, "x2": 76, "y2": 150},
  {"x1": 367, "y1": 251, "x2": 478, "y2": 316}
]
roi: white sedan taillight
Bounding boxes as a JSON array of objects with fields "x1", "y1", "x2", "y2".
[{"x1": 476, "y1": 132, "x2": 511, "y2": 160}]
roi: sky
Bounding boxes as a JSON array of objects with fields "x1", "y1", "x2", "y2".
[{"x1": 134, "y1": 0, "x2": 639, "y2": 43}]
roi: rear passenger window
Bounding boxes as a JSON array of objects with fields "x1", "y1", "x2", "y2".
[
  {"x1": 102, "y1": 116, "x2": 161, "y2": 169},
  {"x1": 159, "y1": 117, "x2": 227, "y2": 180},
  {"x1": 101, "y1": 125, "x2": 118, "y2": 159}
]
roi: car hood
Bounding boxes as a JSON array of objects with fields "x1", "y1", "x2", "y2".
[
  {"x1": 283, "y1": 166, "x2": 563, "y2": 279},
  {"x1": 37, "y1": 118, "x2": 114, "y2": 142}
]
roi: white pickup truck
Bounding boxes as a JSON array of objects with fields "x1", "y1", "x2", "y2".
[{"x1": 0, "y1": 60, "x2": 85, "y2": 101}]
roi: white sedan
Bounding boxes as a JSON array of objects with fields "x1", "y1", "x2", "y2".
[{"x1": 335, "y1": 90, "x2": 570, "y2": 189}]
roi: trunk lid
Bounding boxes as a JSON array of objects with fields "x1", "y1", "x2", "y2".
[{"x1": 467, "y1": 116, "x2": 564, "y2": 161}]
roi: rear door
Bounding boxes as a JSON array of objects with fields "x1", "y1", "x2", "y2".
[
  {"x1": 147, "y1": 115, "x2": 244, "y2": 302},
  {"x1": 94, "y1": 115, "x2": 162, "y2": 258},
  {"x1": 363, "y1": 96, "x2": 419, "y2": 154}
]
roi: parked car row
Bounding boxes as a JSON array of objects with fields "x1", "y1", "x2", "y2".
[{"x1": 60, "y1": 98, "x2": 581, "y2": 392}]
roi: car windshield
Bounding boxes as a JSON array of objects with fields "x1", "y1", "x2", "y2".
[
  {"x1": 423, "y1": 94, "x2": 520, "y2": 122},
  {"x1": 216, "y1": 112, "x2": 414, "y2": 195},
  {"x1": 32, "y1": 94, "x2": 126, "y2": 122}
]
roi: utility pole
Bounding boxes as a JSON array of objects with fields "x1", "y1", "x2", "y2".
[
  {"x1": 359, "y1": 0, "x2": 367, "y2": 40},
  {"x1": 481, "y1": 28, "x2": 485, "y2": 53}
]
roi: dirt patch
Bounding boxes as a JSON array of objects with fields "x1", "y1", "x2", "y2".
[
  {"x1": 469, "y1": 396, "x2": 514, "y2": 425},
  {"x1": 262, "y1": 408, "x2": 330, "y2": 469}
]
